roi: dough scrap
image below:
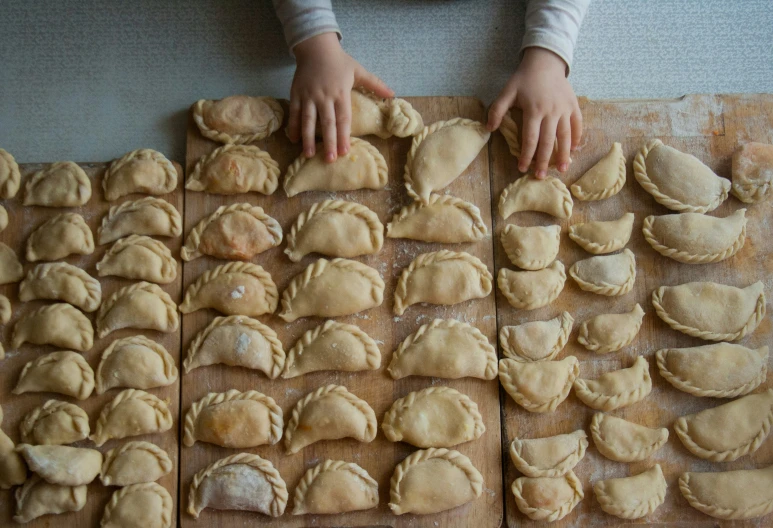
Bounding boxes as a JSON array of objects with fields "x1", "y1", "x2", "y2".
[
  {"x1": 13, "y1": 474, "x2": 86, "y2": 523},
  {"x1": 0, "y1": 242, "x2": 23, "y2": 284},
  {"x1": 0, "y1": 405, "x2": 27, "y2": 490},
  {"x1": 731, "y1": 141, "x2": 773, "y2": 203},
  {"x1": 500, "y1": 224, "x2": 560, "y2": 270},
  {"x1": 98, "y1": 196, "x2": 182, "y2": 245},
  {"x1": 0, "y1": 147, "x2": 20, "y2": 198},
  {"x1": 512, "y1": 470, "x2": 583, "y2": 522},
  {"x1": 20, "y1": 400, "x2": 89, "y2": 446},
  {"x1": 568, "y1": 212, "x2": 634, "y2": 254},
  {"x1": 91, "y1": 389, "x2": 173, "y2": 446},
  {"x1": 570, "y1": 142, "x2": 627, "y2": 200},
  {"x1": 499, "y1": 311, "x2": 573, "y2": 362},
  {"x1": 19, "y1": 262, "x2": 102, "y2": 312},
  {"x1": 193, "y1": 95, "x2": 283, "y2": 144},
  {"x1": 578, "y1": 303, "x2": 644, "y2": 354},
  {"x1": 573, "y1": 356, "x2": 652, "y2": 411},
  {"x1": 387, "y1": 194, "x2": 487, "y2": 243},
  {"x1": 26, "y1": 212, "x2": 94, "y2": 261},
  {"x1": 509, "y1": 430, "x2": 588, "y2": 478},
  {"x1": 590, "y1": 413, "x2": 668, "y2": 463},
  {"x1": 180, "y1": 261, "x2": 278, "y2": 317},
  {"x1": 498, "y1": 260, "x2": 566, "y2": 310},
  {"x1": 679, "y1": 465, "x2": 773, "y2": 520},
  {"x1": 13, "y1": 303, "x2": 93, "y2": 352},
  {"x1": 499, "y1": 356, "x2": 579, "y2": 413},
  {"x1": 499, "y1": 176, "x2": 573, "y2": 219},
  {"x1": 16, "y1": 444, "x2": 101, "y2": 486},
  {"x1": 103, "y1": 149, "x2": 177, "y2": 201},
  {"x1": 101, "y1": 482, "x2": 173, "y2": 528},
  {"x1": 569, "y1": 248, "x2": 636, "y2": 296},
  {"x1": 346, "y1": 89, "x2": 423, "y2": 138},
  {"x1": 97, "y1": 235, "x2": 177, "y2": 284},
  {"x1": 24, "y1": 161, "x2": 91, "y2": 207},
  {"x1": 292, "y1": 459, "x2": 378, "y2": 515},
  {"x1": 187, "y1": 144, "x2": 279, "y2": 195},
  {"x1": 95, "y1": 335, "x2": 178, "y2": 394},
  {"x1": 97, "y1": 282, "x2": 178, "y2": 338},
  {"x1": 593, "y1": 465, "x2": 666, "y2": 520},
  {"x1": 100, "y1": 441, "x2": 173, "y2": 487}
]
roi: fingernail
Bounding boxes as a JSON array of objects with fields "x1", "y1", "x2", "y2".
[
  {"x1": 518, "y1": 164, "x2": 528, "y2": 173},
  {"x1": 326, "y1": 152, "x2": 336, "y2": 163},
  {"x1": 537, "y1": 170, "x2": 547, "y2": 179},
  {"x1": 305, "y1": 149, "x2": 314, "y2": 158},
  {"x1": 559, "y1": 163, "x2": 568, "y2": 172}
]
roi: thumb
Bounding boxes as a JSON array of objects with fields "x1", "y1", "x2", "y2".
[{"x1": 355, "y1": 67, "x2": 394, "y2": 98}]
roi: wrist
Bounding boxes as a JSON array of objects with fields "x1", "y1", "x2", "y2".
[
  {"x1": 293, "y1": 32, "x2": 341, "y2": 61},
  {"x1": 520, "y1": 47, "x2": 567, "y2": 75}
]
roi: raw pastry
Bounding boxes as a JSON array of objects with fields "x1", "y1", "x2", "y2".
[
  {"x1": 499, "y1": 176, "x2": 573, "y2": 219},
  {"x1": 284, "y1": 137, "x2": 387, "y2": 197},
  {"x1": 500, "y1": 224, "x2": 560, "y2": 270},
  {"x1": 512, "y1": 471, "x2": 583, "y2": 522},
  {"x1": 13, "y1": 351, "x2": 94, "y2": 400},
  {"x1": 568, "y1": 212, "x2": 634, "y2": 254},
  {"x1": 97, "y1": 282, "x2": 178, "y2": 338},
  {"x1": 499, "y1": 108, "x2": 559, "y2": 165},
  {"x1": 569, "y1": 248, "x2": 636, "y2": 296},
  {"x1": 346, "y1": 89, "x2": 423, "y2": 138},
  {"x1": 388, "y1": 319, "x2": 497, "y2": 380},
  {"x1": 279, "y1": 258, "x2": 384, "y2": 321},
  {"x1": 13, "y1": 475, "x2": 86, "y2": 523},
  {"x1": 499, "y1": 312, "x2": 573, "y2": 362},
  {"x1": 0, "y1": 405, "x2": 27, "y2": 489},
  {"x1": 731, "y1": 142, "x2": 773, "y2": 203},
  {"x1": 387, "y1": 194, "x2": 488, "y2": 244},
  {"x1": 103, "y1": 148, "x2": 177, "y2": 201},
  {"x1": 24, "y1": 161, "x2": 91, "y2": 207},
  {"x1": 498, "y1": 260, "x2": 566, "y2": 310},
  {"x1": 95, "y1": 335, "x2": 178, "y2": 394},
  {"x1": 590, "y1": 413, "x2": 668, "y2": 463},
  {"x1": 13, "y1": 303, "x2": 93, "y2": 351},
  {"x1": 16, "y1": 444, "x2": 101, "y2": 486},
  {"x1": 652, "y1": 281, "x2": 765, "y2": 341},
  {"x1": 633, "y1": 139, "x2": 730, "y2": 213},
  {"x1": 282, "y1": 320, "x2": 380, "y2": 378},
  {"x1": 404, "y1": 118, "x2": 490, "y2": 203},
  {"x1": 284, "y1": 384, "x2": 376, "y2": 454},
  {"x1": 642, "y1": 209, "x2": 746, "y2": 263},
  {"x1": 0, "y1": 293, "x2": 10, "y2": 324},
  {"x1": 499, "y1": 356, "x2": 579, "y2": 413},
  {"x1": 679, "y1": 465, "x2": 773, "y2": 520},
  {"x1": 674, "y1": 389, "x2": 773, "y2": 461},
  {"x1": 188, "y1": 453, "x2": 288, "y2": 518},
  {"x1": 181, "y1": 203, "x2": 282, "y2": 261},
  {"x1": 91, "y1": 389, "x2": 173, "y2": 447},
  {"x1": 577, "y1": 304, "x2": 644, "y2": 354},
  {"x1": 184, "y1": 315, "x2": 285, "y2": 377},
  {"x1": 394, "y1": 250, "x2": 492, "y2": 315},
  {"x1": 183, "y1": 389, "x2": 283, "y2": 448},
  {"x1": 509, "y1": 430, "x2": 587, "y2": 478},
  {"x1": 573, "y1": 356, "x2": 652, "y2": 411},
  {"x1": 100, "y1": 441, "x2": 173, "y2": 487},
  {"x1": 97, "y1": 235, "x2": 176, "y2": 283},
  {"x1": 101, "y1": 482, "x2": 173, "y2": 528},
  {"x1": 194, "y1": 95, "x2": 283, "y2": 143},
  {"x1": 0, "y1": 242, "x2": 23, "y2": 284},
  {"x1": 180, "y1": 262, "x2": 278, "y2": 317},
  {"x1": 389, "y1": 448, "x2": 483, "y2": 515},
  {"x1": 0, "y1": 204, "x2": 7, "y2": 231},
  {"x1": 26, "y1": 212, "x2": 94, "y2": 261},
  {"x1": 20, "y1": 400, "x2": 89, "y2": 445},
  {"x1": 292, "y1": 459, "x2": 378, "y2": 515},
  {"x1": 285, "y1": 199, "x2": 383, "y2": 262},
  {"x1": 187, "y1": 144, "x2": 279, "y2": 194},
  {"x1": 0, "y1": 147, "x2": 20, "y2": 198},
  {"x1": 19, "y1": 262, "x2": 102, "y2": 312},
  {"x1": 593, "y1": 465, "x2": 666, "y2": 520},
  {"x1": 656, "y1": 343, "x2": 768, "y2": 398},
  {"x1": 570, "y1": 142, "x2": 627, "y2": 200},
  {"x1": 98, "y1": 196, "x2": 182, "y2": 245},
  {"x1": 382, "y1": 387, "x2": 485, "y2": 448}
]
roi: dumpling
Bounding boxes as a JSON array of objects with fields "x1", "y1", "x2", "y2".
[
  {"x1": 590, "y1": 413, "x2": 668, "y2": 463},
  {"x1": 500, "y1": 224, "x2": 560, "y2": 270},
  {"x1": 382, "y1": 387, "x2": 484, "y2": 448},
  {"x1": 679, "y1": 465, "x2": 773, "y2": 520},
  {"x1": 13, "y1": 303, "x2": 93, "y2": 351},
  {"x1": 103, "y1": 149, "x2": 177, "y2": 201},
  {"x1": 499, "y1": 312, "x2": 573, "y2": 362},
  {"x1": 394, "y1": 250, "x2": 492, "y2": 315},
  {"x1": 26, "y1": 212, "x2": 94, "y2": 261},
  {"x1": 389, "y1": 448, "x2": 483, "y2": 515},
  {"x1": 188, "y1": 453, "x2": 288, "y2": 518},
  {"x1": 284, "y1": 384, "x2": 376, "y2": 454},
  {"x1": 0, "y1": 147, "x2": 20, "y2": 198},
  {"x1": 101, "y1": 482, "x2": 173, "y2": 528},
  {"x1": 24, "y1": 161, "x2": 91, "y2": 207},
  {"x1": 652, "y1": 281, "x2": 765, "y2": 341},
  {"x1": 499, "y1": 108, "x2": 559, "y2": 165},
  {"x1": 499, "y1": 356, "x2": 579, "y2": 412},
  {"x1": 0, "y1": 293, "x2": 10, "y2": 324},
  {"x1": 633, "y1": 139, "x2": 730, "y2": 213},
  {"x1": 15, "y1": 444, "x2": 101, "y2": 486},
  {"x1": 0, "y1": 405, "x2": 27, "y2": 489},
  {"x1": 100, "y1": 441, "x2": 173, "y2": 487},
  {"x1": 509, "y1": 430, "x2": 588, "y2": 478},
  {"x1": 570, "y1": 142, "x2": 627, "y2": 200},
  {"x1": 20, "y1": 400, "x2": 89, "y2": 445},
  {"x1": 574, "y1": 356, "x2": 652, "y2": 411},
  {"x1": 193, "y1": 95, "x2": 283, "y2": 144},
  {"x1": 14, "y1": 351, "x2": 95, "y2": 400},
  {"x1": 404, "y1": 118, "x2": 490, "y2": 203},
  {"x1": 97, "y1": 282, "x2": 178, "y2": 338},
  {"x1": 183, "y1": 389, "x2": 283, "y2": 448},
  {"x1": 0, "y1": 242, "x2": 23, "y2": 284},
  {"x1": 279, "y1": 258, "x2": 384, "y2": 321},
  {"x1": 577, "y1": 304, "x2": 644, "y2": 354},
  {"x1": 569, "y1": 249, "x2": 636, "y2": 296},
  {"x1": 593, "y1": 465, "x2": 666, "y2": 519},
  {"x1": 387, "y1": 194, "x2": 487, "y2": 243},
  {"x1": 656, "y1": 343, "x2": 768, "y2": 398},
  {"x1": 498, "y1": 261, "x2": 566, "y2": 310},
  {"x1": 512, "y1": 471, "x2": 583, "y2": 522},
  {"x1": 284, "y1": 137, "x2": 387, "y2": 197},
  {"x1": 95, "y1": 335, "x2": 178, "y2": 394},
  {"x1": 98, "y1": 196, "x2": 182, "y2": 245},
  {"x1": 347, "y1": 89, "x2": 423, "y2": 138},
  {"x1": 19, "y1": 262, "x2": 102, "y2": 312},
  {"x1": 184, "y1": 315, "x2": 285, "y2": 377},
  {"x1": 285, "y1": 199, "x2": 383, "y2": 262},
  {"x1": 674, "y1": 389, "x2": 773, "y2": 461},
  {"x1": 642, "y1": 209, "x2": 747, "y2": 263},
  {"x1": 388, "y1": 319, "x2": 497, "y2": 380},
  {"x1": 13, "y1": 475, "x2": 87, "y2": 523},
  {"x1": 180, "y1": 262, "x2": 278, "y2": 317},
  {"x1": 91, "y1": 389, "x2": 173, "y2": 446},
  {"x1": 499, "y1": 176, "x2": 573, "y2": 219},
  {"x1": 282, "y1": 320, "x2": 380, "y2": 378},
  {"x1": 181, "y1": 203, "x2": 282, "y2": 261},
  {"x1": 187, "y1": 144, "x2": 279, "y2": 195},
  {"x1": 731, "y1": 142, "x2": 773, "y2": 203},
  {"x1": 97, "y1": 235, "x2": 177, "y2": 283},
  {"x1": 568, "y1": 212, "x2": 634, "y2": 254},
  {"x1": 292, "y1": 459, "x2": 378, "y2": 515},
  {"x1": 0, "y1": 204, "x2": 7, "y2": 232}
]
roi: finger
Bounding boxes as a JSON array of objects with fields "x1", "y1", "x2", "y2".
[
  {"x1": 287, "y1": 94, "x2": 302, "y2": 143},
  {"x1": 301, "y1": 101, "x2": 317, "y2": 158},
  {"x1": 518, "y1": 111, "x2": 541, "y2": 173},
  {"x1": 487, "y1": 90, "x2": 516, "y2": 131},
  {"x1": 356, "y1": 68, "x2": 394, "y2": 98},
  {"x1": 570, "y1": 105, "x2": 583, "y2": 151},
  {"x1": 335, "y1": 92, "x2": 352, "y2": 156},
  {"x1": 534, "y1": 116, "x2": 558, "y2": 179},
  {"x1": 319, "y1": 99, "x2": 338, "y2": 163},
  {"x1": 556, "y1": 115, "x2": 572, "y2": 172}
]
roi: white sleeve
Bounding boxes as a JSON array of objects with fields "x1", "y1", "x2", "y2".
[
  {"x1": 520, "y1": 0, "x2": 591, "y2": 73},
  {"x1": 272, "y1": 0, "x2": 342, "y2": 51}
]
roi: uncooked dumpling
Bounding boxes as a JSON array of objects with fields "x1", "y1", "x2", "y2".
[
  {"x1": 15, "y1": 444, "x2": 101, "y2": 486},
  {"x1": 499, "y1": 312, "x2": 573, "y2": 362},
  {"x1": 97, "y1": 235, "x2": 177, "y2": 284},
  {"x1": 731, "y1": 142, "x2": 773, "y2": 203},
  {"x1": 568, "y1": 212, "x2": 634, "y2": 254},
  {"x1": 347, "y1": 89, "x2": 423, "y2": 138},
  {"x1": 0, "y1": 242, "x2": 23, "y2": 284},
  {"x1": 593, "y1": 465, "x2": 667, "y2": 520},
  {"x1": 98, "y1": 196, "x2": 182, "y2": 245},
  {"x1": 26, "y1": 212, "x2": 94, "y2": 261},
  {"x1": 19, "y1": 262, "x2": 102, "y2": 312},
  {"x1": 590, "y1": 413, "x2": 669, "y2": 463},
  {"x1": 500, "y1": 224, "x2": 560, "y2": 270},
  {"x1": 103, "y1": 149, "x2": 177, "y2": 201},
  {"x1": 0, "y1": 293, "x2": 9, "y2": 325},
  {"x1": 569, "y1": 249, "x2": 636, "y2": 296},
  {"x1": 187, "y1": 144, "x2": 280, "y2": 195},
  {"x1": 12, "y1": 303, "x2": 94, "y2": 351},
  {"x1": 499, "y1": 176, "x2": 573, "y2": 219},
  {"x1": 679, "y1": 465, "x2": 773, "y2": 520},
  {"x1": 512, "y1": 471, "x2": 583, "y2": 522},
  {"x1": 509, "y1": 430, "x2": 588, "y2": 478},
  {"x1": 499, "y1": 356, "x2": 579, "y2": 412},
  {"x1": 13, "y1": 475, "x2": 87, "y2": 523},
  {"x1": 0, "y1": 204, "x2": 7, "y2": 232},
  {"x1": 95, "y1": 335, "x2": 178, "y2": 394},
  {"x1": 387, "y1": 194, "x2": 488, "y2": 243},
  {"x1": 101, "y1": 482, "x2": 173, "y2": 528},
  {"x1": 571, "y1": 142, "x2": 627, "y2": 200},
  {"x1": 0, "y1": 405, "x2": 27, "y2": 489},
  {"x1": 577, "y1": 304, "x2": 644, "y2": 354},
  {"x1": 97, "y1": 282, "x2": 178, "y2": 338},
  {"x1": 100, "y1": 441, "x2": 173, "y2": 487},
  {"x1": 292, "y1": 459, "x2": 378, "y2": 515},
  {"x1": 0, "y1": 147, "x2": 20, "y2": 198},
  {"x1": 24, "y1": 161, "x2": 91, "y2": 207},
  {"x1": 13, "y1": 351, "x2": 95, "y2": 400},
  {"x1": 91, "y1": 389, "x2": 173, "y2": 446},
  {"x1": 498, "y1": 261, "x2": 566, "y2": 310},
  {"x1": 573, "y1": 356, "x2": 652, "y2": 411},
  {"x1": 19, "y1": 400, "x2": 89, "y2": 446},
  {"x1": 179, "y1": 262, "x2": 278, "y2": 317},
  {"x1": 193, "y1": 95, "x2": 283, "y2": 144}
]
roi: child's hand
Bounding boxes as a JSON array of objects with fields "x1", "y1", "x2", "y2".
[
  {"x1": 488, "y1": 47, "x2": 582, "y2": 179},
  {"x1": 288, "y1": 32, "x2": 393, "y2": 163}
]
